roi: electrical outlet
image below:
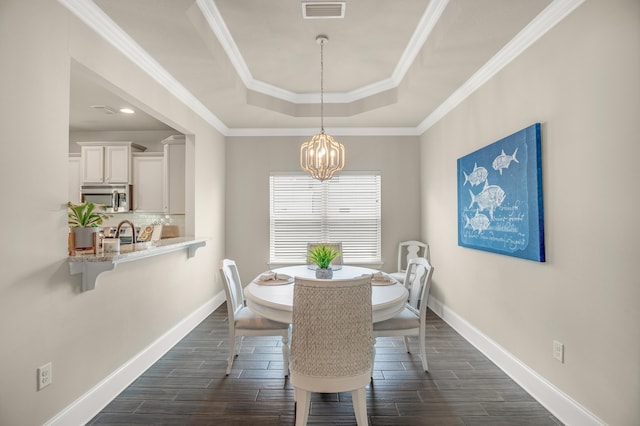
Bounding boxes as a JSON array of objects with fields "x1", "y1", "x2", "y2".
[
  {"x1": 553, "y1": 340, "x2": 564, "y2": 363},
  {"x1": 37, "y1": 362, "x2": 52, "y2": 390}
]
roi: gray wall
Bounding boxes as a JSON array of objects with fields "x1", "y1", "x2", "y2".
[
  {"x1": 225, "y1": 135, "x2": 422, "y2": 281},
  {"x1": 0, "y1": 1, "x2": 225, "y2": 424},
  {"x1": 420, "y1": 0, "x2": 639, "y2": 424}
]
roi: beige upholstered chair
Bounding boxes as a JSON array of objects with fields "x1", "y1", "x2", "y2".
[
  {"x1": 389, "y1": 240, "x2": 430, "y2": 284},
  {"x1": 290, "y1": 275, "x2": 373, "y2": 426},
  {"x1": 306, "y1": 242, "x2": 343, "y2": 270},
  {"x1": 374, "y1": 257, "x2": 434, "y2": 372},
  {"x1": 219, "y1": 259, "x2": 291, "y2": 376}
]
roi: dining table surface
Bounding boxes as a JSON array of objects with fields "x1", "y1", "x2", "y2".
[{"x1": 244, "y1": 265, "x2": 408, "y2": 324}]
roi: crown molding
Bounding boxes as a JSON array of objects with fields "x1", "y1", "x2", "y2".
[
  {"x1": 196, "y1": 0, "x2": 448, "y2": 105},
  {"x1": 58, "y1": 0, "x2": 229, "y2": 135},
  {"x1": 226, "y1": 127, "x2": 421, "y2": 137},
  {"x1": 392, "y1": 0, "x2": 449, "y2": 83},
  {"x1": 60, "y1": 0, "x2": 585, "y2": 137},
  {"x1": 195, "y1": 0, "x2": 252, "y2": 88},
  {"x1": 417, "y1": 0, "x2": 587, "y2": 134}
]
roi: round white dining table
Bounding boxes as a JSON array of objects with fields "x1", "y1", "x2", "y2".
[{"x1": 244, "y1": 265, "x2": 408, "y2": 324}]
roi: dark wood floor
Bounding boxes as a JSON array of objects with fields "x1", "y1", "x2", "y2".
[{"x1": 89, "y1": 304, "x2": 561, "y2": 425}]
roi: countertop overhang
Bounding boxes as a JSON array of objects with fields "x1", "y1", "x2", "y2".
[{"x1": 68, "y1": 237, "x2": 206, "y2": 292}]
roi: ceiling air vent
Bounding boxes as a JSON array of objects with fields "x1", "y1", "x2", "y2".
[
  {"x1": 90, "y1": 105, "x2": 117, "y2": 114},
  {"x1": 302, "y1": 1, "x2": 345, "y2": 19}
]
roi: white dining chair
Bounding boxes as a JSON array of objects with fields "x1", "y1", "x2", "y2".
[
  {"x1": 290, "y1": 275, "x2": 373, "y2": 426},
  {"x1": 389, "y1": 240, "x2": 430, "y2": 284},
  {"x1": 219, "y1": 259, "x2": 291, "y2": 376},
  {"x1": 374, "y1": 257, "x2": 434, "y2": 372}
]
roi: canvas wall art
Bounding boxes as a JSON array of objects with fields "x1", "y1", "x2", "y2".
[{"x1": 457, "y1": 123, "x2": 545, "y2": 262}]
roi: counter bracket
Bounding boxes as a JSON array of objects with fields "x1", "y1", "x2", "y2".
[{"x1": 68, "y1": 238, "x2": 206, "y2": 292}]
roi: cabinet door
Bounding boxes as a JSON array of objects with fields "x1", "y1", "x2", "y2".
[
  {"x1": 105, "y1": 145, "x2": 130, "y2": 183},
  {"x1": 133, "y1": 155, "x2": 164, "y2": 212},
  {"x1": 68, "y1": 156, "x2": 81, "y2": 204},
  {"x1": 81, "y1": 146, "x2": 104, "y2": 183}
]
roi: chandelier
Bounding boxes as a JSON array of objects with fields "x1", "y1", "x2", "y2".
[{"x1": 300, "y1": 35, "x2": 345, "y2": 181}]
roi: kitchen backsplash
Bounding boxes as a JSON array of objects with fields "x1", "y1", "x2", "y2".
[{"x1": 100, "y1": 213, "x2": 185, "y2": 237}]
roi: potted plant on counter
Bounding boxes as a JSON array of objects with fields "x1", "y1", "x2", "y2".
[
  {"x1": 308, "y1": 243, "x2": 341, "y2": 279},
  {"x1": 67, "y1": 201, "x2": 111, "y2": 250}
]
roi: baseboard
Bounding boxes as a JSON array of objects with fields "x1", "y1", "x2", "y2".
[
  {"x1": 45, "y1": 292, "x2": 226, "y2": 426},
  {"x1": 427, "y1": 297, "x2": 605, "y2": 426},
  {"x1": 47, "y1": 292, "x2": 603, "y2": 425}
]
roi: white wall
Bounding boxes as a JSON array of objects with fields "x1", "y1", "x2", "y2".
[
  {"x1": 225, "y1": 135, "x2": 422, "y2": 281},
  {"x1": 0, "y1": 1, "x2": 225, "y2": 425},
  {"x1": 420, "y1": 0, "x2": 639, "y2": 424}
]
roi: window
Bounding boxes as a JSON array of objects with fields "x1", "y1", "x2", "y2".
[{"x1": 270, "y1": 172, "x2": 381, "y2": 264}]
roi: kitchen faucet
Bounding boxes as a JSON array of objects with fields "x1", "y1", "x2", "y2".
[{"x1": 116, "y1": 220, "x2": 137, "y2": 244}]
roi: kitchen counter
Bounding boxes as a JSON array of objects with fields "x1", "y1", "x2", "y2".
[{"x1": 68, "y1": 237, "x2": 206, "y2": 292}]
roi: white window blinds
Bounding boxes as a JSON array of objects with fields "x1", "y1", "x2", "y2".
[{"x1": 270, "y1": 173, "x2": 381, "y2": 264}]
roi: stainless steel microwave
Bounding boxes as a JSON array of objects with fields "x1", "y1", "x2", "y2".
[{"x1": 81, "y1": 184, "x2": 132, "y2": 213}]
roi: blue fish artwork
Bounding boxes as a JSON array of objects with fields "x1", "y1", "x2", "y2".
[
  {"x1": 468, "y1": 181, "x2": 505, "y2": 220},
  {"x1": 463, "y1": 163, "x2": 489, "y2": 186},
  {"x1": 457, "y1": 123, "x2": 544, "y2": 262},
  {"x1": 465, "y1": 211, "x2": 490, "y2": 234},
  {"x1": 492, "y1": 148, "x2": 519, "y2": 175}
]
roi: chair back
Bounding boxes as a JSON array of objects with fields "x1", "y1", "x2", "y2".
[
  {"x1": 220, "y1": 259, "x2": 244, "y2": 319},
  {"x1": 290, "y1": 276, "x2": 373, "y2": 377},
  {"x1": 306, "y1": 242, "x2": 344, "y2": 268},
  {"x1": 404, "y1": 257, "x2": 434, "y2": 314},
  {"x1": 397, "y1": 240, "x2": 430, "y2": 272}
]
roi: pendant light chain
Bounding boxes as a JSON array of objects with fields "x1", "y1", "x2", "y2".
[
  {"x1": 299, "y1": 34, "x2": 345, "y2": 181},
  {"x1": 320, "y1": 38, "x2": 324, "y2": 132}
]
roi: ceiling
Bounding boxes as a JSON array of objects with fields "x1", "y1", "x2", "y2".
[
  {"x1": 70, "y1": 62, "x2": 176, "y2": 132},
  {"x1": 66, "y1": 0, "x2": 582, "y2": 135}
]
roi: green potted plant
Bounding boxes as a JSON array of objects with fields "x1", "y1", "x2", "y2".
[
  {"x1": 308, "y1": 243, "x2": 341, "y2": 279},
  {"x1": 67, "y1": 201, "x2": 111, "y2": 249}
]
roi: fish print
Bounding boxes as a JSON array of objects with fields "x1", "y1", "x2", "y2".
[
  {"x1": 492, "y1": 148, "x2": 519, "y2": 175},
  {"x1": 463, "y1": 163, "x2": 488, "y2": 187},
  {"x1": 469, "y1": 180, "x2": 505, "y2": 220},
  {"x1": 465, "y1": 210, "x2": 490, "y2": 234}
]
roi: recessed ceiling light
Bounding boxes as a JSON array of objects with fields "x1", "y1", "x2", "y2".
[{"x1": 119, "y1": 108, "x2": 135, "y2": 114}]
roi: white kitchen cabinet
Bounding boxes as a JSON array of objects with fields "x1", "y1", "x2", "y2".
[
  {"x1": 81, "y1": 145, "x2": 104, "y2": 183},
  {"x1": 68, "y1": 154, "x2": 81, "y2": 204},
  {"x1": 78, "y1": 142, "x2": 145, "y2": 184},
  {"x1": 104, "y1": 145, "x2": 131, "y2": 183},
  {"x1": 162, "y1": 135, "x2": 185, "y2": 214},
  {"x1": 130, "y1": 136, "x2": 185, "y2": 214},
  {"x1": 132, "y1": 153, "x2": 164, "y2": 212}
]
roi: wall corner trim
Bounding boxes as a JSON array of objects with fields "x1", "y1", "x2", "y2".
[
  {"x1": 44, "y1": 292, "x2": 226, "y2": 426},
  {"x1": 427, "y1": 296, "x2": 605, "y2": 426}
]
